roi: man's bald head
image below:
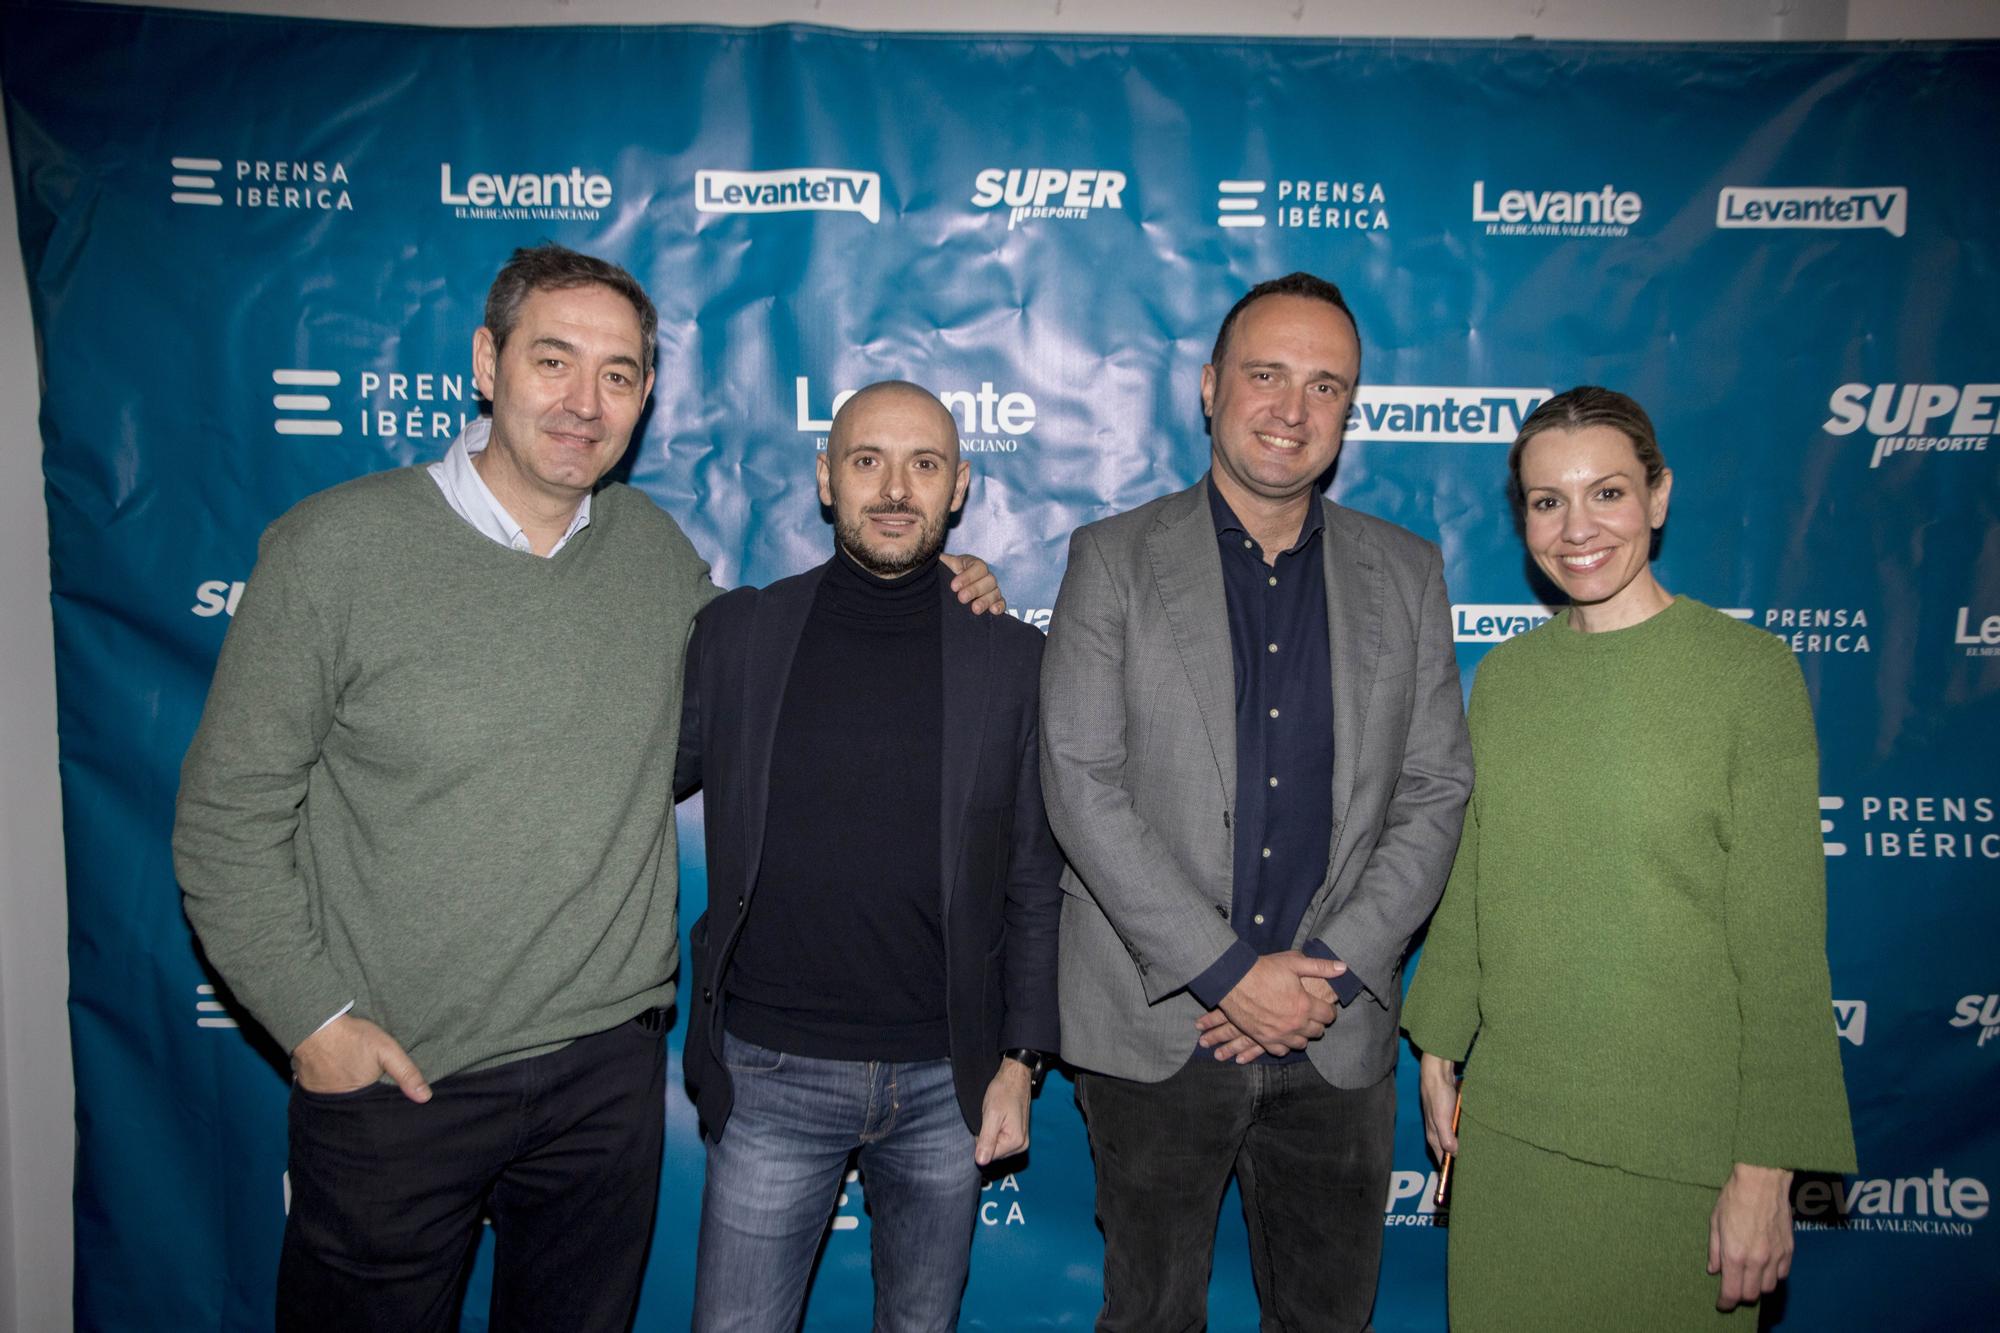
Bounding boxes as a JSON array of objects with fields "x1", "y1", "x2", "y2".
[
  {"x1": 827, "y1": 381, "x2": 961, "y2": 465},
  {"x1": 816, "y1": 380, "x2": 971, "y2": 579}
]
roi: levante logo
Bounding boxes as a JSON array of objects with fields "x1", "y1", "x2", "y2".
[
  {"x1": 794, "y1": 375, "x2": 1035, "y2": 454},
  {"x1": 1795, "y1": 1170, "x2": 1988, "y2": 1237},
  {"x1": 1451, "y1": 603, "x2": 1557, "y2": 644},
  {"x1": 1471, "y1": 180, "x2": 1640, "y2": 237},
  {"x1": 440, "y1": 163, "x2": 611, "y2": 221},
  {"x1": 1955, "y1": 606, "x2": 2000, "y2": 657}
]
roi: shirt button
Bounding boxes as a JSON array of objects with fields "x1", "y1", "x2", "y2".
[
  {"x1": 1267, "y1": 642, "x2": 1279, "y2": 653},
  {"x1": 1269, "y1": 708, "x2": 1280, "y2": 719},
  {"x1": 1268, "y1": 776, "x2": 1279, "y2": 788},
  {"x1": 1253, "y1": 914, "x2": 1266, "y2": 925},
  {"x1": 1243, "y1": 539, "x2": 1253, "y2": 549},
  {"x1": 1262, "y1": 847, "x2": 1271, "y2": 858},
  {"x1": 1268, "y1": 576, "x2": 1278, "y2": 587}
]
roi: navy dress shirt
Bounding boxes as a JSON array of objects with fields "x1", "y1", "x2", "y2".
[{"x1": 1186, "y1": 483, "x2": 1364, "y2": 1057}]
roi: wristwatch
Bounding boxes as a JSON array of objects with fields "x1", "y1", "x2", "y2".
[{"x1": 1001, "y1": 1048, "x2": 1048, "y2": 1091}]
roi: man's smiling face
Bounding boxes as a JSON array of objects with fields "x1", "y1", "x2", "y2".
[{"x1": 1201, "y1": 292, "x2": 1361, "y2": 509}]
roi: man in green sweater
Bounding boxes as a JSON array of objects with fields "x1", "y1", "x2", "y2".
[{"x1": 171, "y1": 246, "x2": 997, "y2": 1332}]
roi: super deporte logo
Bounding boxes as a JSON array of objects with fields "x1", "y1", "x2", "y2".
[
  {"x1": 970, "y1": 168, "x2": 1126, "y2": 230},
  {"x1": 1823, "y1": 383, "x2": 1996, "y2": 469}
]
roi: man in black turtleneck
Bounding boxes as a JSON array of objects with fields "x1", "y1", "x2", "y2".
[{"x1": 677, "y1": 382, "x2": 1062, "y2": 1333}]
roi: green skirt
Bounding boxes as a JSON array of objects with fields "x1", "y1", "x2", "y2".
[{"x1": 1444, "y1": 1113, "x2": 1760, "y2": 1331}]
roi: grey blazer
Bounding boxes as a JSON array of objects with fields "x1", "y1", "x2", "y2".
[{"x1": 1039, "y1": 478, "x2": 1472, "y2": 1086}]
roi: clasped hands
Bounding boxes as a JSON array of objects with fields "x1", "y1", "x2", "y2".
[{"x1": 1195, "y1": 950, "x2": 1345, "y2": 1063}]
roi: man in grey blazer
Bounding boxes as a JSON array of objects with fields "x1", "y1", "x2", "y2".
[{"x1": 1040, "y1": 272, "x2": 1473, "y2": 1331}]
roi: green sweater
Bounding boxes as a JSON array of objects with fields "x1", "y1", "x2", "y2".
[
  {"x1": 173, "y1": 467, "x2": 715, "y2": 1081},
  {"x1": 1402, "y1": 597, "x2": 1856, "y2": 1188}
]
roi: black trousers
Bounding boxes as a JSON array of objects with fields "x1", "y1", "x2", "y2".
[
  {"x1": 1076, "y1": 1057, "x2": 1396, "y2": 1333},
  {"x1": 277, "y1": 1015, "x2": 666, "y2": 1333}
]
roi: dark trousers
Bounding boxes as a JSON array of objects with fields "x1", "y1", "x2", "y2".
[
  {"x1": 277, "y1": 1015, "x2": 666, "y2": 1333},
  {"x1": 1076, "y1": 1057, "x2": 1396, "y2": 1333}
]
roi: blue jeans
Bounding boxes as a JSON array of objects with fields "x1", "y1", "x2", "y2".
[{"x1": 691, "y1": 1032, "x2": 981, "y2": 1333}]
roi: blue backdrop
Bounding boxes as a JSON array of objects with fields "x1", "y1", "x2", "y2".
[{"x1": 4, "y1": 3, "x2": 1997, "y2": 1328}]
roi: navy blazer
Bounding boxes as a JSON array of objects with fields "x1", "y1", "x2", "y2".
[{"x1": 676, "y1": 559, "x2": 1063, "y2": 1137}]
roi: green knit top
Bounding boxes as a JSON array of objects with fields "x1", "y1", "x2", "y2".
[
  {"x1": 1402, "y1": 596, "x2": 1856, "y2": 1188},
  {"x1": 174, "y1": 466, "x2": 715, "y2": 1082}
]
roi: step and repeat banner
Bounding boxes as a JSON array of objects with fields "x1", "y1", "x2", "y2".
[{"x1": 5, "y1": 3, "x2": 1997, "y2": 1329}]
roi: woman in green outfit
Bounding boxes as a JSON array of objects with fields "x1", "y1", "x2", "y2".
[{"x1": 1401, "y1": 387, "x2": 1856, "y2": 1330}]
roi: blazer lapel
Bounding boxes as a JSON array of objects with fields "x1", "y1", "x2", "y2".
[
  {"x1": 1149, "y1": 480, "x2": 1236, "y2": 803},
  {"x1": 1322, "y1": 502, "x2": 1382, "y2": 872},
  {"x1": 739, "y1": 564, "x2": 824, "y2": 897},
  {"x1": 937, "y1": 585, "x2": 992, "y2": 925}
]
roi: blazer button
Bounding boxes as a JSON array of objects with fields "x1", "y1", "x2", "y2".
[{"x1": 702, "y1": 988, "x2": 713, "y2": 1002}]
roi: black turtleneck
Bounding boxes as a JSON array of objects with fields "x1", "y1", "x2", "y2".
[{"x1": 723, "y1": 547, "x2": 949, "y2": 1062}]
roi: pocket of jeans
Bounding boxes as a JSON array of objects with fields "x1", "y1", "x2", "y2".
[
  {"x1": 720, "y1": 1033, "x2": 784, "y2": 1073},
  {"x1": 292, "y1": 1076, "x2": 398, "y2": 1103}
]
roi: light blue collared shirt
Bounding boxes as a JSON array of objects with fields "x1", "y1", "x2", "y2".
[{"x1": 426, "y1": 417, "x2": 592, "y2": 557}]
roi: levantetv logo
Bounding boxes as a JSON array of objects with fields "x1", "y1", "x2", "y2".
[
  {"x1": 1472, "y1": 181, "x2": 1640, "y2": 237},
  {"x1": 1346, "y1": 387, "x2": 1551, "y2": 444},
  {"x1": 697, "y1": 169, "x2": 881, "y2": 224},
  {"x1": 1717, "y1": 186, "x2": 1907, "y2": 238},
  {"x1": 440, "y1": 164, "x2": 611, "y2": 221}
]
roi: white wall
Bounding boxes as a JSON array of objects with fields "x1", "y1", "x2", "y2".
[{"x1": 3, "y1": 1, "x2": 1994, "y2": 1328}]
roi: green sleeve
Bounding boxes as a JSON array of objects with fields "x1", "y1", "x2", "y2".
[
  {"x1": 1724, "y1": 639, "x2": 1858, "y2": 1173},
  {"x1": 1402, "y1": 693, "x2": 1483, "y2": 1062},
  {"x1": 171, "y1": 514, "x2": 356, "y2": 1054}
]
